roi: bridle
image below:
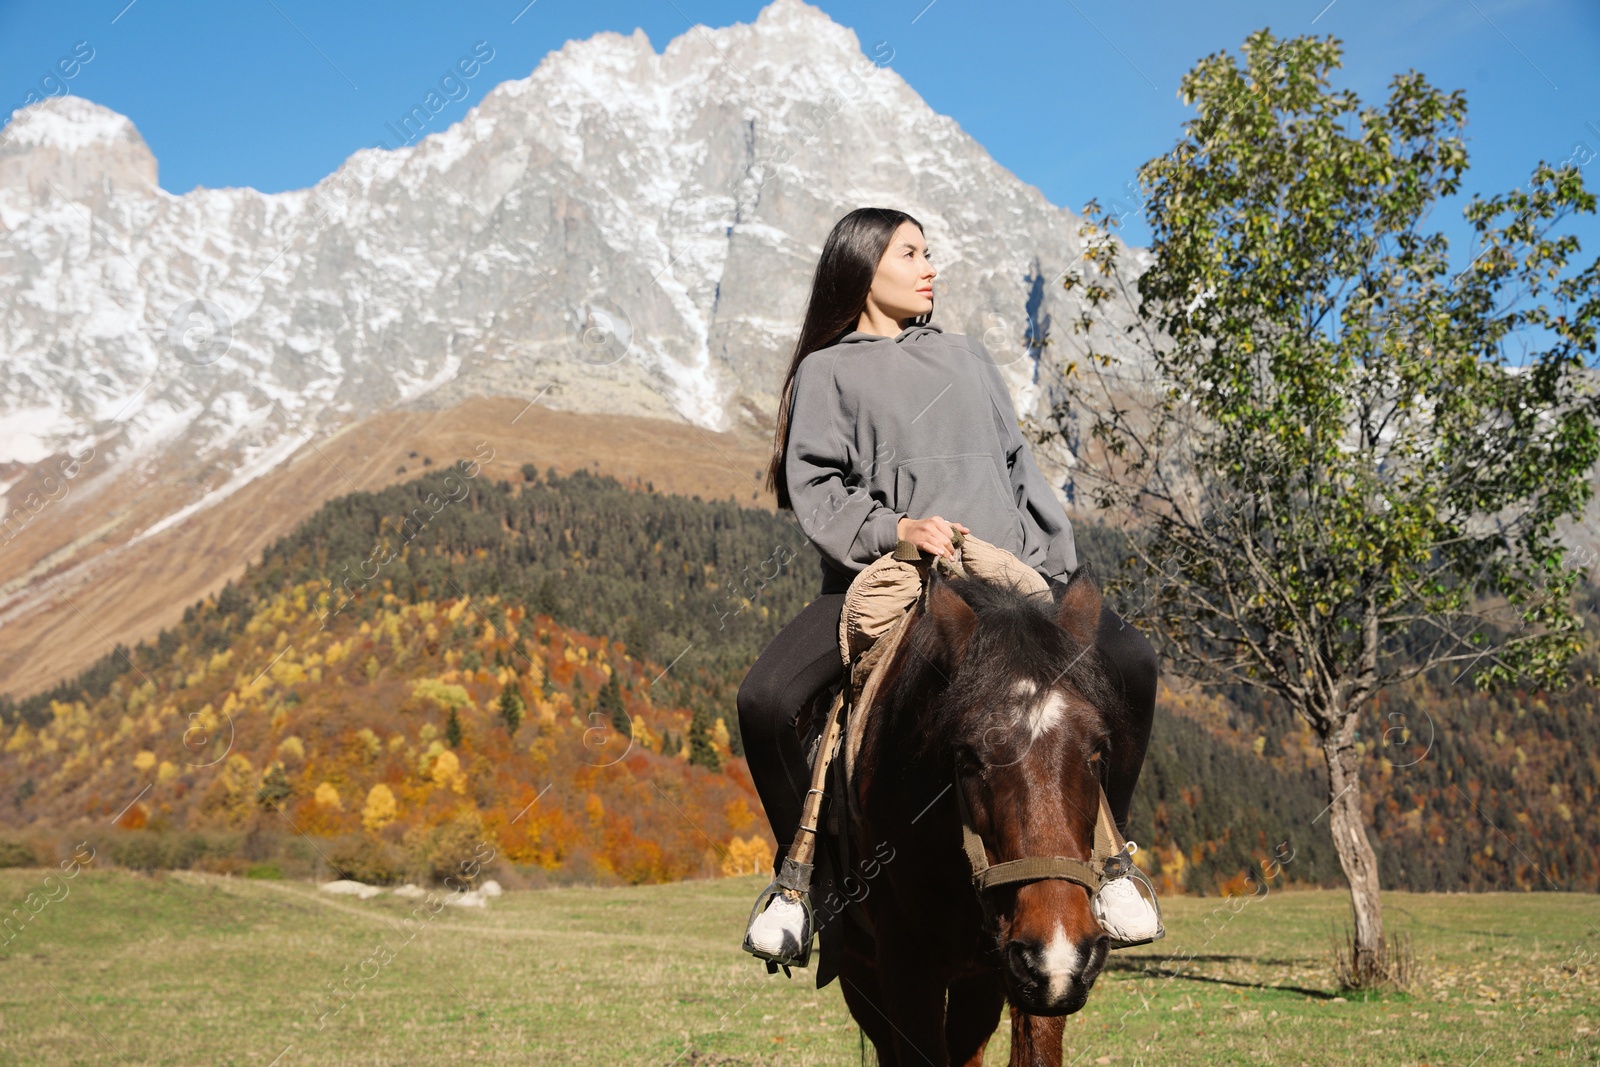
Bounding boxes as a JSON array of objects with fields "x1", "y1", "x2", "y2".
[
  {"x1": 918, "y1": 535, "x2": 1135, "y2": 936},
  {"x1": 953, "y1": 760, "x2": 1132, "y2": 935}
]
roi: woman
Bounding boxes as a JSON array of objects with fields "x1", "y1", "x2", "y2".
[{"x1": 738, "y1": 207, "x2": 1160, "y2": 959}]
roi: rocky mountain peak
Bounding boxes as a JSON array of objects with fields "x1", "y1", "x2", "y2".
[
  {"x1": 0, "y1": 0, "x2": 1139, "y2": 577},
  {"x1": 0, "y1": 94, "x2": 159, "y2": 203}
]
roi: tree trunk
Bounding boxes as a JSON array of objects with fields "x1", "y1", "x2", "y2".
[{"x1": 1321, "y1": 715, "x2": 1386, "y2": 986}]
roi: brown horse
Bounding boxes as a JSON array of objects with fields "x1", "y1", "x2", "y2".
[{"x1": 826, "y1": 561, "x2": 1132, "y2": 1066}]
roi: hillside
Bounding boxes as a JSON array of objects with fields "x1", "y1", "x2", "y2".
[
  {"x1": 0, "y1": 396, "x2": 773, "y2": 699},
  {"x1": 2, "y1": 466, "x2": 1596, "y2": 895}
]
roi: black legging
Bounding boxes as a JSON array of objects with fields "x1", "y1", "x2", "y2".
[{"x1": 736, "y1": 579, "x2": 1159, "y2": 877}]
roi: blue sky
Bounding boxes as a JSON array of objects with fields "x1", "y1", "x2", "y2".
[{"x1": 1, "y1": 0, "x2": 1596, "y2": 252}]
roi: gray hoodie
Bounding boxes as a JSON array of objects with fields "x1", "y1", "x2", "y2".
[{"x1": 785, "y1": 322, "x2": 1079, "y2": 595}]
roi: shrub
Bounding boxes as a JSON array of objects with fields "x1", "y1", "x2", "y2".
[
  {"x1": 325, "y1": 835, "x2": 401, "y2": 885},
  {"x1": 0, "y1": 837, "x2": 40, "y2": 868},
  {"x1": 402, "y1": 809, "x2": 489, "y2": 886}
]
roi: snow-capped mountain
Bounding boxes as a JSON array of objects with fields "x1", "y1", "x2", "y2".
[{"x1": 0, "y1": 0, "x2": 1131, "y2": 524}]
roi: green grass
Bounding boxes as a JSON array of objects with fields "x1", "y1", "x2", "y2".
[{"x1": 0, "y1": 868, "x2": 1596, "y2": 1065}]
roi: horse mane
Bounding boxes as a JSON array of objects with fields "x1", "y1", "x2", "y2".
[{"x1": 897, "y1": 569, "x2": 1121, "y2": 769}]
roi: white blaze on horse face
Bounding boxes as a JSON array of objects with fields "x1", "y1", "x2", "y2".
[
  {"x1": 1039, "y1": 920, "x2": 1081, "y2": 1001},
  {"x1": 1009, "y1": 678, "x2": 1066, "y2": 742}
]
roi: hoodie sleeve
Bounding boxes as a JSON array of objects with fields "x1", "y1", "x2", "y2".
[
  {"x1": 784, "y1": 352, "x2": 905, "y2": 574},
  {"x1": 968, "y1": 337, "x2": 1079, "y2": 582}
]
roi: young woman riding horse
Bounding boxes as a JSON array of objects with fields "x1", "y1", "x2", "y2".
[{"x1": 736, "y1": 207, "x2": 1161, "y2": 1006}]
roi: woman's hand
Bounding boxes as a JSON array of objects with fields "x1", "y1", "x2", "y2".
[{"x1": 896, "y1": 515, "x2": 970, "y2": 560}]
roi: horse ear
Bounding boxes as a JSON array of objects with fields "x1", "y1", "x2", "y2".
[
  {"x1": 924, "y1": 570, "x2": 978, "y2": 673},
  {"x1": 1053, "y1": 564, "x2": 1103, "y2": 648}
]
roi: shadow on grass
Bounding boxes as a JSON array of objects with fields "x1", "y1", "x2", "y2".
[
  {"x1": 1109, "y1": 953, "x2": 1311, "y2": 966},
  {"x1": 1387, "y1": 905, "x2": 1514, "y2": 938},
  {"x1": 1104, "y1": 957, "x2": 1340, "y2": 1000}
]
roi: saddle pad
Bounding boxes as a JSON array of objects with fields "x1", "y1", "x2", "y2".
[{"x1": 836, "y1": 533, "x2": 1052, "y2": 668}]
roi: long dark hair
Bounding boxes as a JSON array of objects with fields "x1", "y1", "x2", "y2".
[{"x1": 766, "y1": 207, "x2": 930, "y2": 511}]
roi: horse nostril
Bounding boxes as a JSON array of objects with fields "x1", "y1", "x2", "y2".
[{"x1": 1004, "y1": 940, "x2": 1040, "y2": 980}]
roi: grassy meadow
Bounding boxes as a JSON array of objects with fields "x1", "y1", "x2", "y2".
[{"x1": 0, "y1": 867, "x2": 1595, "y2": 1065}]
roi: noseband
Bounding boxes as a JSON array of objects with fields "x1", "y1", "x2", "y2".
[{"x1": 953, "y1": 759, "x2": 1133, "y2": 934}]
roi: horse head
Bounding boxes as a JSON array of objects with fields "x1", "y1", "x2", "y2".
[{"x1": 898, "y1": 562, "x2": 1119, "y2": 1016}]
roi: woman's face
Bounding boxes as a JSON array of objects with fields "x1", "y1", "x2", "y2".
[{"x1": 867, "y1": 221, "x2": 936, "y2": 324}]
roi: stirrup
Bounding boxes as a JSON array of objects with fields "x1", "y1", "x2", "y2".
[
  {"x1": 740, "y1": 856, "x2": 816, "y2": 974},
  {"x1": 1094, "y1": 843, "x2": 1165, "y2": 950}
]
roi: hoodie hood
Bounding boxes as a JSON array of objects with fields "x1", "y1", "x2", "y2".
[{"x1": 834, "y1": 322, "x2": 944, "y2": 346}]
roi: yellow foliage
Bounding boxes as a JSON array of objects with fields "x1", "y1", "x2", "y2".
[
  {"x1": 157, "y1": 761, "x2": 179, "y2": 783},
  {"x1": 133, "y1": 750, "x2": 157, "y2": 771},
  {"x1": 631, "y1": 716, "x2": 658, "y2": 754},
  {"x1": 448, "y1": 597, "x2": 469, "y2": 622},
  {"x1": 724, "y1": 797, "x2": 757, "y2": 832},
  {"x1": 241, "y1": 669, "x2": 271, "y2": 701},
  {"x1": 219, "y1": 753, "x2": 254, "y2": 795},
  {"x1": 5, "y1": 722, "x2": 33, "y2": 753},
  {"x1": 362, "y1": 783, "x2": 398, "y2": 831},
  {"x1": 713, "y1": 717, "x2": 730, "y2": 751},
  {"x1": 270, "y1": 659, "x2": 307, "y2": 687},
  {"x1": 208, "y1": 650, "x2": 233, "y2": 674},
  {"x1": 585, "y1": 792, "x2": 605, "y2": 824},
  {"x1": 412, "y1": 678, "x2": 473, "y2": 712},
  {"x1": 430, "y1": 749, "x2": 468, "y2": 794},
  {"x1": 721, "y1": 835, "x2": 774, "y2": 878},
  {"x1": 314, "y1": 782, "x2": 343, "y2": 810},
  {"x1": 325, "y1": 639, "x2": 348, "y2": 665},
  {"x1": 278, "y1": 736, "x2": 305, "y2": 762}
]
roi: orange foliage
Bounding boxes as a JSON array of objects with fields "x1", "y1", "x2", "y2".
[{"x1": 7, "y1": 584, "x2": 770, "y2": 888}]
